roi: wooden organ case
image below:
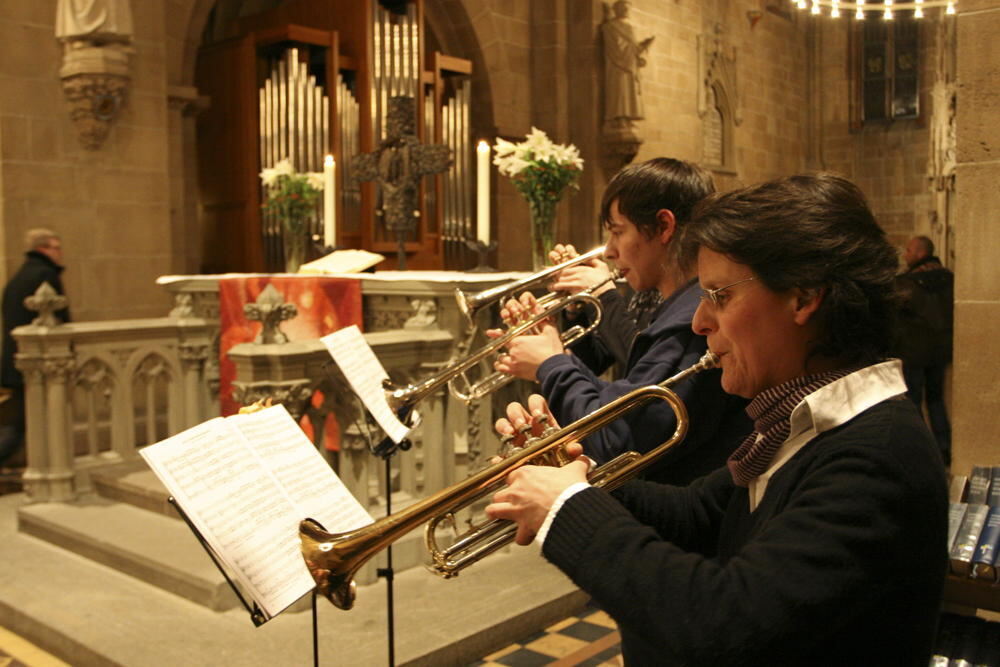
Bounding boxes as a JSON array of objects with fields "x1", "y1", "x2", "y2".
[{"x1": 195, "y1": 0, "x2": 475, "y2": 273}]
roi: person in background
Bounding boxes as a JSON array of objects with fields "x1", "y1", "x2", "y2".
[
  {"x1": 0, "y1": 229, "x2": 71, "y2": 471},
  {"x1": 491, "y1": 157, "x2": 750, "y2": 485},
  {"x1": 488, "y1": 173, "x2": 948, "y2": 665},
  {"x1": 895, "y1": 234, "x2": 953, "y2": 464}
]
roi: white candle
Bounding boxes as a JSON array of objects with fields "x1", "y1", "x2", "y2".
[
  {"x1": 476, "y1": 140, "x2": 491, "y2": 245},
  {"x1": 323, "y1": 154, "x2": 336, "y2": 248}
]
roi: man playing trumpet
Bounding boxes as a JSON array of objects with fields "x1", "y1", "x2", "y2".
[{"x1": 492, "y1": 157, "x2": 749, "y2": 484}]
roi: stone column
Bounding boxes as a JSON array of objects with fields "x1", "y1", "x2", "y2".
[
  {"x1": 178, "y1": 342, "x2": 210, "y2": 429},
  {"x1": 45, "y1": 356, "x2": 76, "y2": 500},
  {"x1": 19, "y1": 358, "x2": 50, "y2": 502},
  {"x1": 951, "y1": 0, "x2": 1000, "y2": 473}
]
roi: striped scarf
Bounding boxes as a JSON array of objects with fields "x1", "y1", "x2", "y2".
[{"x1": 727, "y1": 367, "x2": 857, "y2": 487}]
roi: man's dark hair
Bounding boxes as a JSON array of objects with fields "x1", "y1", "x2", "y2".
[
  {"x1": 682, "y1": 172, "x2": 898, "y2": 366},
  {"x1": 600, "y1": 157, "x2": 715, "y2": 240},
  {"x1": 913, "y1": 235, "x2": 934, "y2": 257}
]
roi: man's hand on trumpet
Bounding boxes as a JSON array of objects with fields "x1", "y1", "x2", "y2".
[
  {"x1": 487, "y1": 395, "x2": 591, "y2": 545},
  {"x1": 485, "y1": 292, "x2": 566, "y2": 381},
  {"x1": 547, "y1": 243, "x2": 616, "y2": 300}
]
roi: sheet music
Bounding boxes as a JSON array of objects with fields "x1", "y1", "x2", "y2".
[
  {"x1": 139, "y1": 405, "x2": 373, "y2": 621},
  {"x1": 321, "y1": 324, "x2": 411, "y2": 443},
  {"x1": 230, "y1": 405, "x2": 373, "y2": 533}
]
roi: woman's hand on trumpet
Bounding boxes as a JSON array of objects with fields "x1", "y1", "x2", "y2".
[
  {"x1": 487, "y1": 395, "x2": 590, "y2": 545},
  {"x1": 494, "y1": 393, "x2": 558, "y2": 447}
]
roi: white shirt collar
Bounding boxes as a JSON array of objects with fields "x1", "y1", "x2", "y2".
[{"x1": 748, "y1": 360, "x2": 908, "y2": 510}]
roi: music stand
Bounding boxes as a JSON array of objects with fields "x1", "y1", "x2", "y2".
[
  {"x1": 168, "y1": 497, "x2": 268, "y2": 627},
  {"x1": 325, "y1": 360, "x2": 416, "y2": 667}
]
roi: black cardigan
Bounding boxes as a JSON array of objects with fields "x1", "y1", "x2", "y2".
[{"x1": 542, "y1": 396, "x2": 948, "y2": 666}]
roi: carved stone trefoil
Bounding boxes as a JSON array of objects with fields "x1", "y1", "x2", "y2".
[
  {"x1": 243, "y1": 283, "x2": 298, "y2": 344},
  {"x1": 24, "y1": 282, "x2": 70, "y2": 328}
]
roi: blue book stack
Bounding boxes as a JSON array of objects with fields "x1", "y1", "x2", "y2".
[{"x1": 972, "y1": 467, "x2": 1000, "y2": 582}]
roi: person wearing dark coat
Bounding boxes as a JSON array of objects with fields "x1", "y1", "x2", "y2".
[
  {"x1": 0, "y1": 229, "x2": 70, "y2": 469},
  {"x1": 895, "y1": 235, "x2": 953, "y2": 464},
  {"x1": 490, "y1": 158, "x2": 751, "y2": 486},
  {"x1": 489, "y1": 174, "x2": 948, "y2": 666}
]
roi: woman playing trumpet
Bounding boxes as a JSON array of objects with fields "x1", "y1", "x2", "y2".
[
  {"x1": 487, "y1": 173, "x2": 949, "y2": 665},
  {"x1": 492, "y1": 157, "x2": 750, "y2": 484}
]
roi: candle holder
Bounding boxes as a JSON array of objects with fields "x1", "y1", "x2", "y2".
[{"x1": 465, "y1": 239, "x2": 498, "y2": 272}]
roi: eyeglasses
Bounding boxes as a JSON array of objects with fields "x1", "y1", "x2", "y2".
[{"x1": 699, "y1": 277, "x2": 756, "y2": 308}]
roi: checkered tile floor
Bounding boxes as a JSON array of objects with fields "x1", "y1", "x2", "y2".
[{"x1": 469, "y1": 603, "x2": 622, "y2": 666}]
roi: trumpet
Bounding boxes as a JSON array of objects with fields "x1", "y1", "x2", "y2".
[
  {"x1": 299, "y1": 350, "x2": 718, "y2": 610},
  {"x1": 382, "y1": 269, "x2": 616, "y2": 411},
  {"x1": 455, "y1": 245, "x2": 608, "y2": 326}
]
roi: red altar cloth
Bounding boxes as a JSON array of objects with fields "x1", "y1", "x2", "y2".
[{"x1": 218, "y1": 276, "x2": 363, "y2": 449}]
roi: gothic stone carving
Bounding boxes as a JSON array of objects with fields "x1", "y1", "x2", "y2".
[
  {"x1": 244, "y1": 283, "x2": 297, "y2": 344},
  {"x1": 24, "y1": 282, "x2": 70, "y2": 328}
]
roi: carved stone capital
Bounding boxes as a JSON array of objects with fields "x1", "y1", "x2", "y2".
[
  {"x1": 43, "y1": 357, "x2": 76, "y2": 382},
  {"x1": 178, "y1": 344, "x2": 210, "y2": 369},
  {"x1": 15, "y1": 358, "x2": 47, "y2": 383},
  {"x1": 231, "y1": 380, "x2": 314, "y2": 420}
]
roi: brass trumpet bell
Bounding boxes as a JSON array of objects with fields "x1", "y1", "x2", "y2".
[{"x1": 299, "y1": 351, "x2": 718, "y2": 610}]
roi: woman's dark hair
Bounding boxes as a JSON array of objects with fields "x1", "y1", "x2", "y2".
[
  {"x1": 600, "y1": 157, "x2": 716, "y2": 239},
  {"x1": 682, "y1": 172, "x2": 899, "y2": 366}
]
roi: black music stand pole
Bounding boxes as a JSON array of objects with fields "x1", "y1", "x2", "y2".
[{"x1": 371, "y1": 434, "x2": 412, "y2": 667}]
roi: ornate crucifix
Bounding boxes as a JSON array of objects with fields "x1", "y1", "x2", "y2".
[{"x1": 352, "y1": 96, "x2": 452, "y2": 268}]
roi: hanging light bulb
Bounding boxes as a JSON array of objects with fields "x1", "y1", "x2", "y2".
[
  {"x1": 856, "y1": 0, "x2": 866, "y2": 19},
  {"x1": 797, "y1": 0, "x2": 807, "y2": 8},
  {"x1": 811, "y1": 1, "x2": 821, "y2": 14},
  {"x1": 831, "y1": 4, "x2": 841, "y2": 17},
  {"x1": 915, "y1": 0, "x2": 924, "y2": 18},
  {"x1": 946, "y1": 1, "x2": 956, "y2": 14},
  {"x1": 883, "y1": 0, "x2": 893, "y2": 20}
]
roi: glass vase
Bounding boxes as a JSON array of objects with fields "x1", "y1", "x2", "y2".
[
  {"x1": 529, "y1": 199, "x2": 557, "y2": 272},
  {"x1": 283, "y1": 226, "x2": 307, "y2": 274}
]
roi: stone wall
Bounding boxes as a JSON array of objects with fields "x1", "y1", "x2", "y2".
[
  {"x1": 0, "y1": 0, "x2": 953, "y2": 310},
  {"x1": 951, "y1": 0, "x2": 1000, "y2": 473},
  {"x1": 0, "y1": 0, "x2": 176, "y2": 322},
  {"x1": 816, "y1": 15, "x2": 940, "y2": 255}
]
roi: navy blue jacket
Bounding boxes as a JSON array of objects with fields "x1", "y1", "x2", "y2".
[{"x1": 537, "y1": 280, "x2": 750, "y2": 485}]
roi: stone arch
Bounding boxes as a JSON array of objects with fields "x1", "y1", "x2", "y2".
[{"x1": 423, "y1": 0, "x2": 498, "y2": 139}]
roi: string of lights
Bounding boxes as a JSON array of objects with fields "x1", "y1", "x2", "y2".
[{"x1": 792, "y1": 0, "x2": 957, "y2": 19}]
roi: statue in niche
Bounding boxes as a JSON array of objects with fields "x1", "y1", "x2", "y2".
[
  {"x1": 352, "y1": 96, "x2": 452, "y2": 269},
  {"x1": 601, "y1": 1, "x2": 653, "y2": 132},
  {"x1": 56, "y1": 0, "x2": 133, "y2": 51}
]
